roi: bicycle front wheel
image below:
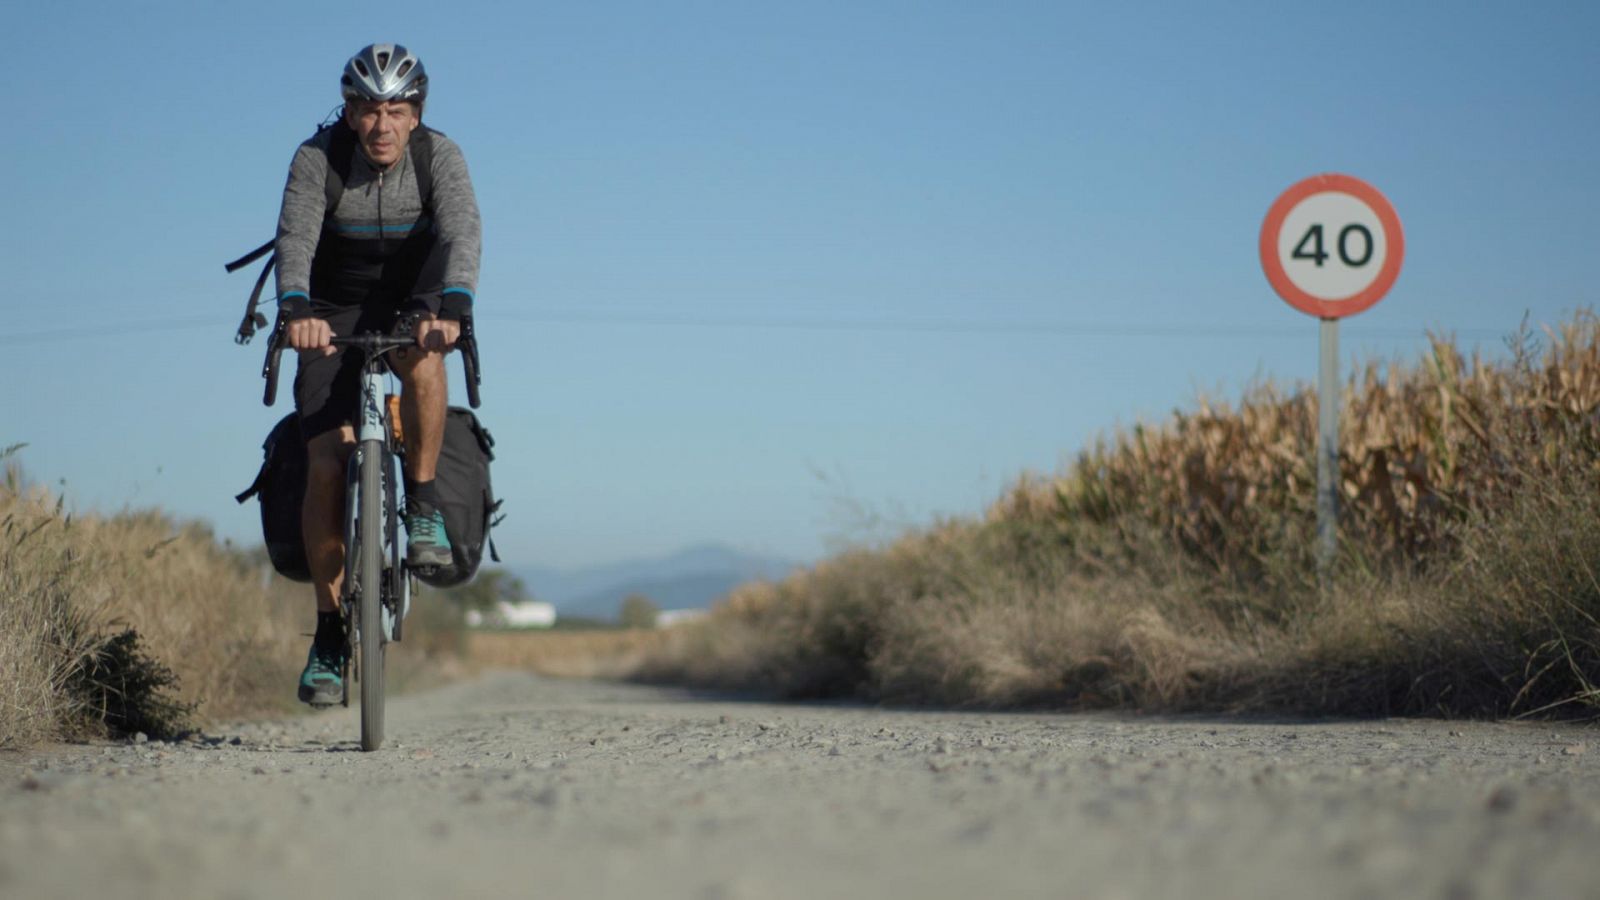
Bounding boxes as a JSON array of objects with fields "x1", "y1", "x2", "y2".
[{"x1": 358, "y1": 443, "x2": 386, "y2": 751}]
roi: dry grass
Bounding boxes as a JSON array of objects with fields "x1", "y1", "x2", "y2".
[
  {"x1": 467, "y1": 630, "x2": 666, "y2": 680},
  {"x1": 0, "y1": 459, "x2": 470, "y2": 749},
  {"x1": 0, "y1": 462, "x2": 312, "y2": 747},
  {"x1": 639, "y1": 313, "x2": 1600, "y2": 718},
  {"x1": 0, "y1": 480, "x2": 101, "y2": 748},
  {"x1": 994, "y1": 316, "x2": 1600, "y2": 582},
  {"x1": 637, "y1": 521, "x2": 1247, "y2": 709}
]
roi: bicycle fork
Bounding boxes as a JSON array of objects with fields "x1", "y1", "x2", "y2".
[{"x1": 341, "y1": 367, "x2": 409, "y2": 702}]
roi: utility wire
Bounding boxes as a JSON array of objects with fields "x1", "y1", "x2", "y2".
[
  {"x1": 490, "y1": 309, "x2": 1510, "y2": 341},
  {"x1": 2, "y1": 311, "x2": 1513, "y2": 347},
  {"x1": 0, "y1": 315, "x2": 234, "y2": 347}
]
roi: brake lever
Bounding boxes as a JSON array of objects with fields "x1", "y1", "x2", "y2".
[
  {"x1": 460, "y1": 316, "x2": 482, "y2": 409},
  {"x1": 262, "y1": 318, "x2": 286, "y2": 407}
]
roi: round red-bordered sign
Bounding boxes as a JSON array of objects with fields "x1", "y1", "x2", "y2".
[{"x1": 1260, "y1": 173, "x2": 1404, "y2": 319}]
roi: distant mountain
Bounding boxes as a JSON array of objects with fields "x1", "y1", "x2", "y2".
[
  {"x1": 510, "y1": 544, "x2": 799, "y2": 620},
  {"x1": 563, "y1": 572, "x2": 753, "y2": 620}
]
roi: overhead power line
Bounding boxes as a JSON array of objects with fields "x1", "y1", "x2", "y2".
[
  {"x1": 0, "y1": 316, "x2": 235, "y2": 347},
  {"x1": 490, "y1": 310, "x2": 1510, "y2": 341},
  {"x1": 2, "y1": 311, "x2": 1512, "y2": 347}
]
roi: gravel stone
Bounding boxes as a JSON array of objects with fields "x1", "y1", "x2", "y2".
[{"x1": 2, "y1": 672, "x2": 1596, "y2": 899}]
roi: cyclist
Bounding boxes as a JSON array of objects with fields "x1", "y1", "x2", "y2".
[{"x1": 275, "y1": 43, "x2": 481, "y2": 705}]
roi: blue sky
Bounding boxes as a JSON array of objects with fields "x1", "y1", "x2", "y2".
[{"x1": 4, "y1": 1, "x2": 1596, "y2": 569}]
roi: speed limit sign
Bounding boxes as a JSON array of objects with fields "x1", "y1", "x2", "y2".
[{"x1": 1259, "y1": 173, "x2": 1404, "y2": 319}]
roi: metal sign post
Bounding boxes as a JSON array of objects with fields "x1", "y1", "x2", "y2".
[
  {"x1": 1317, "y1": 317, "x2": 1338, "y2": 570},
  {"x1": 1260, "y1": 174, "x2": 1404, "y2": 575}
]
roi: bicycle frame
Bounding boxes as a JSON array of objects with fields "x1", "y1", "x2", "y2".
[
  {"x1": 342, "y1": 361, "x2": 408, "y2": 650},
  {"x1": 336, "y1": 338, "x2": 414, "y2": 750}
]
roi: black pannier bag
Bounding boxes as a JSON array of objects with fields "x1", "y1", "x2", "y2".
[
  {"x1": 418, "y1": 407, "x2": 499, "y2": 588},
  {"x1": 236, "y1": 407, "x2": 498, "y2": 587},
  {"x1": 235, "y1": 413, "x2": 313, "y2": 582}
]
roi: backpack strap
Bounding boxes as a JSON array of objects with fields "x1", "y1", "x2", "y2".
[
  {"x1": 229, "y1": 250, "x2": 277, "y2": 344},
  {"x1": 488, "y1": 498, "x2": 504, "y2": 563},
  {"x1": 224, "y1": 240, "x2": 274, "y2": 273},
  {"x1": 321, "y1": 119, "x2": 358, "y2": 216},
  {"x1": 235, "y1": 464, "x2": 267, "y2": 503},
  {"x1": 411, "y1": 126, "x2": 437, "y2": 211}
]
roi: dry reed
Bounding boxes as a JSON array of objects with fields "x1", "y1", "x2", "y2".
[
  {"x1": 466, "y1": 630, "x2": 666, "y2": 680},
  {"x1": 639, "y1": 313, "x2": 1600, "y2": 717},
  {"x1": 2, "y1": 460, "x2": 308, "y2": 746}
]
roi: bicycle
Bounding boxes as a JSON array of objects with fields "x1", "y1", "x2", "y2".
[{"x1": 260, "y1": 318, "x2": 482, "y2": 751}]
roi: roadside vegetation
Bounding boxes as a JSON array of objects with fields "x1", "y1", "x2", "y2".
[
  {"x1": 11, "y1": 313, "x2": 1600, "y2": 744},
  {"x1": 640, "y1": 313, "x2": 1600, "y2": 718},
  {"x1": 0, "y1": 455, "x2": 465, "y2": 748},
  {"x1": 466, "y1": 629, "x2": 665, "y2": 680},
  {"x1": 442, "y1": 571, "x2": 667, "y2": 677},
  {"x1": 0, "y1": 457, "x2": 293, "y2": 746}
]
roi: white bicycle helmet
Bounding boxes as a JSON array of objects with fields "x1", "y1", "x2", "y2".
[{"x1": 341, "y1": 43, "x2": 428, "y2": 104}]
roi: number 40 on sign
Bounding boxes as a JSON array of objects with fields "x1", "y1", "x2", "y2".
[{"x1": 1260, "y1": 173, "x2": 1404, "y2": 320}]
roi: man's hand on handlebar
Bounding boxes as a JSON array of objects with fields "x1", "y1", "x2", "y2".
[
  {"x1": 414, "y1": 315, "x2": 460, "y2": 353},
  {"x1": 286, "y1": 317, "x2": 337, "y2": 356}
]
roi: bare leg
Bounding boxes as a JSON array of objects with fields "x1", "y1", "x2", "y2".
[
  {"x1": 391, "y1": 346, "x2": 448, "y2": 482},
  {"x1": 303, "y1": 426, "x2": 356, "y2": 613}
]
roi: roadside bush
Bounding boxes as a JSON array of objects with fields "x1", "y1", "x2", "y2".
[
  {"x1": 641, "y1": 313, "x2": 1600, "y2": 718},
  {"x1": 0, "y1": 460, "x2": 304, "y2": 746}
]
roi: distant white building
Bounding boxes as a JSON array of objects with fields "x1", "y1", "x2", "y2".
[
  {"x1": 655, "y1": 608, "x2": 709, "y2": 628},
  {"x1": 465, "y1": 600, "x2": 557, "y2": 629}
]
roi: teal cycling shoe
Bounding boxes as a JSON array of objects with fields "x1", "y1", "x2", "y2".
[
  {"x1": 405, "y1": 503, "x2": 453, "y2": 568},
  {"x1": 297, "y1": 640, "x2": 344, "y2": 707}
]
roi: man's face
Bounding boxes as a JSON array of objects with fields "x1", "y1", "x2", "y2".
[{"x1": 344, "y1": 99, "x2": 419, "y2": 168}]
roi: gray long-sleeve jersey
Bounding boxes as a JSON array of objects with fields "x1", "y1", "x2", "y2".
[{"x1": 274, "y1": 126, "x2": 481, "y2": 317}]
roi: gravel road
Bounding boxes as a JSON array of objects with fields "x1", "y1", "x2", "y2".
[{"x1": 2, "y1": 671, "x2": 1598, "y2": 899}]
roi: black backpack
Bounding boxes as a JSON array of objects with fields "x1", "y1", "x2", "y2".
[{"x1": 225, "y1": 117, "x2": 442, "y2": 345}]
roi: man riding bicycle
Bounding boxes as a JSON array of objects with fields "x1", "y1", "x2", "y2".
[{"x1": 275, "y1": 44, "x2": 481, "y2": 705}]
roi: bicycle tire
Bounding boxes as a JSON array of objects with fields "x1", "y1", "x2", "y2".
[{"x1": 358, "y1": 443, "x2": 386, "y2": 751}]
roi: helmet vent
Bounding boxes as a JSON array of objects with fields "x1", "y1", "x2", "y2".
[
  {"x1": 397, "y1": 60, "x2": 412, "y2": 78},
  {"x1": 376, "y1": 51, "x2": 390, "y2": 69},
  {"x1": 354, "y1": 59, "x2": 370, "y2": 77}
]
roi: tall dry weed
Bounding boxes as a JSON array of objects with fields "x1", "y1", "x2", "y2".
[
  {"x1": 466, "y1": 630, "x2": 665, "y2": 680},
  {"x1": 0, "y1": 471, "x2": 102, "y2": 746},
  {"x1": 0, "y1": 463, "x2": 307, "y2": 746},
  {"x1": 640, "y1": 312, "x2": 1600, "y2": 717}
]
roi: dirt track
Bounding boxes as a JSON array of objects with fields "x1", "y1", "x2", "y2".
[{"x1": 2, "y1": 672, "x2": 1598, "y2": 899}]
